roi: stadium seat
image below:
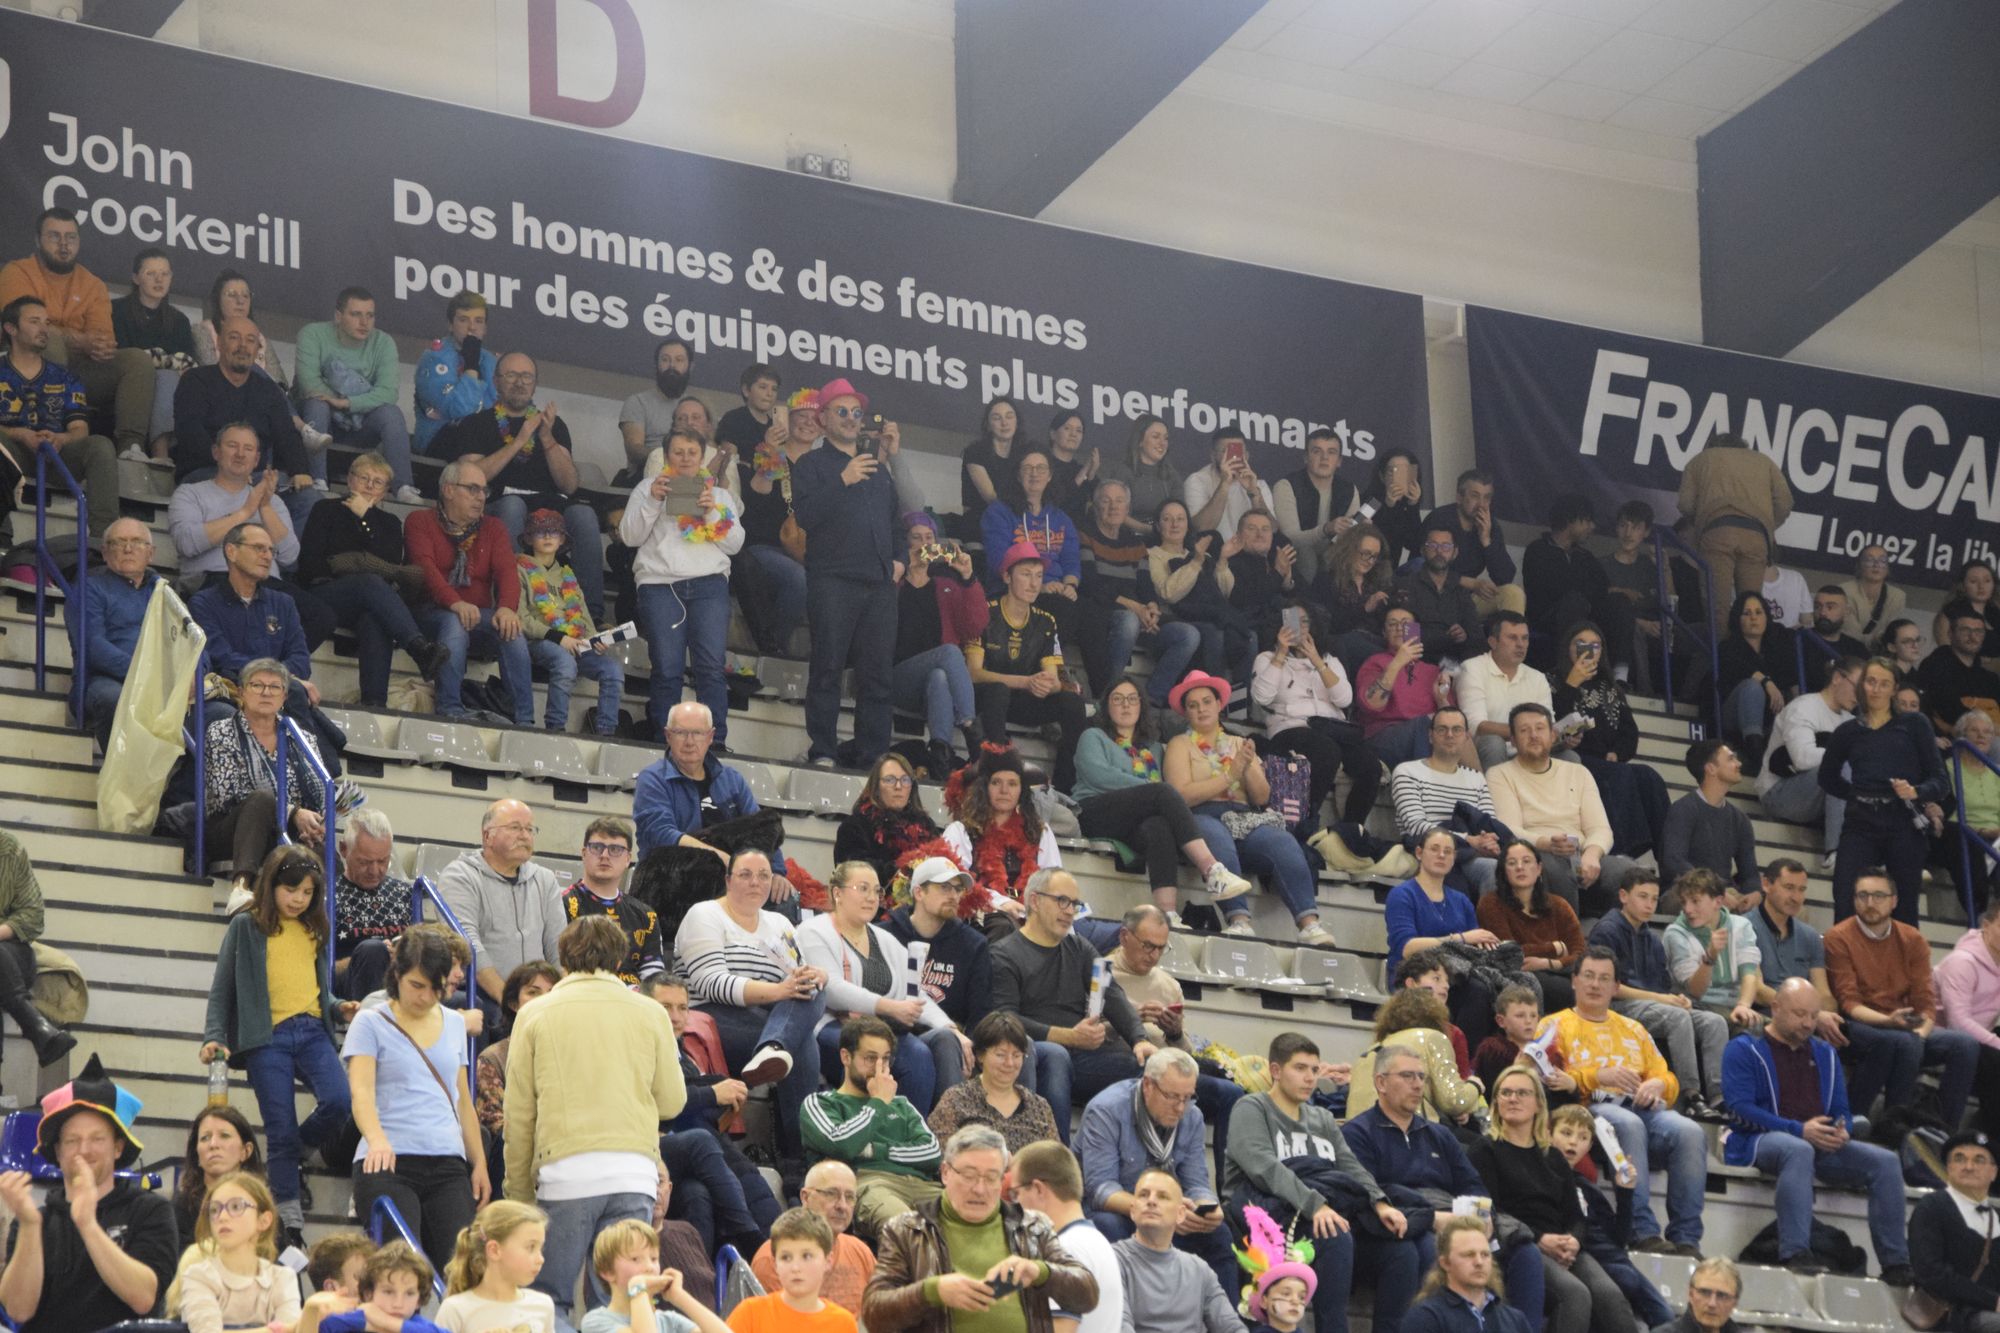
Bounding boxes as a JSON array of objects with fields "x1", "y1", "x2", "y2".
[
  {"x1": 540, "y1": 856, "x2": 582, "y2": 888},
  {"x1": 322, "y1": 708, "x2": 418, "y2": 764},
  {"x1": 1625, "y1": 1250, "x2": 1696, "y2": 1310},
  {"x1": 397, "y1": 718, "x2": 518, "y2": 774},
  {"x1": 595, "y1": 743, "x2": 658, "y2": 790},
  {"x1": 756, "y1": 656, "x2": 809, "y2": 701},
  {"x1": 1806, "y1": 1272, "x2": 1902, "y2": 1332},
  {"x1": 1159, "y1": 932, "x2": 1226, "y2": 983},
  {"x1": 789, "y1": 769, "x2": 864, "y2": 816},
  {"x1": 1733, "y1": 1264, "x2": 1822, "y2": 1329},
  {"x1": 1200, "y1": 937, "x2": 1281, "y2": 987},
  {"x1": 1291, "y1": 947, "x2": 1390, "y2": 1004},
  {"x1": 497, "y1": 732, "x2": 622, "y2": 788},
  {"x1": 732, "y1": 761, "x2": 808, "y2": 814},
  {"x1": 413, "y1": 842, "x2": 462, "y2": 883}
]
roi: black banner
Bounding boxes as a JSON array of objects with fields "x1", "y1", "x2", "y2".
[
  {"x1": 1467, "y1": 305, "x2": 2000, "y2": 590},
  {"x1": 0, "y1": 12, "x2": 1431, "y2": 478}
]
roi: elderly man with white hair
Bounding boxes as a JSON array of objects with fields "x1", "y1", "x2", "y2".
[
  {"x1": 433, "y1": 798, "x2": 564, "y2": 1019},
  {"x1": 631, "y1": 701, "x2": 792, "y2": 897},
  {"x1": 403, "y1": 455, "x2": 533, "y2": 725},
  {"x1": 333, "y1": 808, "x2": 413, "y2": 1000},
  {"x1": 1074, "y1": 1046, "x2": 1236, "y2": 1295}
]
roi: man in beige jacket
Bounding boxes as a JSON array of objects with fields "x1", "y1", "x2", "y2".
[
  {"x1": 1677, "y1": 432, "x2": 1793, "y2": 629},
  {"x1": 505, "y1": 915, "x2": 685, "y2": 1320}
]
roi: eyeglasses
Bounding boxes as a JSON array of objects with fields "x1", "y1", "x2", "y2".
[
  {"x1": 945, "y1": 1163, "x2": 1005, "y2": 1188},
  {"x1": 1430, "y1": 723, "x2": 1466, "y2": 735},
  {"x1": 451, "y1": 482, "x2": 489, "y2": 496},
  {"x1": 1381, "y1": 1069, "x2": 1427, "y2": 1083},
  {"x1": 1107, "y1": 693, "x2": 1142, "y2": 708},
  {"x1": 207, "y1": 1197, "x2": 258, "y2": 1219},
  {"x1": 878, "y1": 774, "x2": 913, "y2": 789},
  {"x1": 583, "y1": 842, "x2": 630, "y2": 858},
  {"x1": 1691, "y1": 1288, "x2": 1738, "y2": 1303},
  {"x1": 104, "y1": 537, "x2": 153, "y2": 550},
  {"x1": 667, "y1": 728, "x2": 712, "y2": 741},
  {"x1": 1145, "y1": 1081, "x2": 1195, "y2": 1106},
  {"x1": 828, "y1": 405, "x2": 866, "y2": 420},
  {"x1": 494, "y1": 822, "x2": 538, "y2": 836},
  {"x1": 1356, "y1": 550, "x2": 1380, "y2": 564},
  {"x1": 1422, "y1": 541, "x2": 1455, "y2": 554},
  {"x1": 1034, "y1": 890, "x2": 1084, "y2": 913},
  {"x1": 1126, "y1": 935, "x2": 1166, "y2": 956},
  {"x1": 242, "y1": 680, "x2": 286, "y2": 695},
  {"x1": 1860, "y1": 557, "x2": 1889, "y2": 568},
  {"x1": 801, "y1": 1186, "x2": 857, "y2": 1205},
  {"x1": 1854, "y1": 889, "x2": 1895, "y2": 902}
]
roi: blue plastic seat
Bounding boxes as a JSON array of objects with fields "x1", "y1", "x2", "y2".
[{"x1": 0, "y1": 1111, "x2": 56, "y2": 1180}]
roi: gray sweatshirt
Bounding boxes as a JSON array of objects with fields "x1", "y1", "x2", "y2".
[
  {"x1": 1113, "y1": 1237, "x2": 1245, "y2": 1333},
  {"x1": 1222, "y1": 1092, "x2": 1386, "y2": 1216},
  {"x1": 432, "y1": 849, "x2": 565, "y2": 984}
]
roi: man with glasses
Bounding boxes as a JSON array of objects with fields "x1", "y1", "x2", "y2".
[
  {"x1": 1390, "y1": 705, "x2": 1502, "y2": 892},
  {"x1": 0, "y1": 294, "x2": 120, "y2": 542},
  {"x1": 293, "y1": 286, "x2": 421, "y2": 502},
  {"x1": 1919, "y1": 609, "x2": 2000, "y2": 734},
  {"x1": 631, "y1": 701, "x2": 794, "y2": 899},
  {"x1": 801, "y1": 1016, "x2": 945, "y2": 1234},
  {"x1": 562, "y1": 816, "x2": 662, "y2": 985},
  {"x1": 1077, "y1": 1047, "x2": 1236, "y2": 1295},
  {"x1": 1825, "y1": 869, "x2": 1979, "y2": 1123},
  {"x1": 989, "y1": 868, "x2": 1156, "y2": 1138},
  {"x1": 791, "y1": 376, "x2": 904, "y2": 768},
  {"x1": 1657, "y1": 1256, "x2": 1747, "y2": 1333},
  {"x1": 434, "y1": 798, "x2": 565, "y2": 1021},
  {"x1": 749, "y1": 1160, "x2": 875, "y2": 1313},
  {"x1": 170, "y1": 315, "x2": 315, "y2": 529},
  {"x1": 1908, "y1": 1130, "x2": 2000, "y2": 1331},
  {"x1": 70, "y1": 517, "x2": 159, "y2": 745},
  {"x1": 438, "y1": 350, "x2": 606, "y2": 619},
  {"x1": 405, "y1": 457, "x2": 534, "y2": 725},
  {"x1": 1395, "y1": 519, "x2": 1482, "y2": 666},
  {"x1": 332, "y1": 808, "x2": 413, "y2": 1001},
  {"x1": 1425, "y1": 468, "x2": 1525, "y2": 619}
]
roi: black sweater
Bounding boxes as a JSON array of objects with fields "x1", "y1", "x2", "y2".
[
  {"x1": 1908, "y1": 1190, "x2": 2000, "y2": 1326},
  {"x1": 1718, "y1": 630, "x2": 1799, "y2": 697},
  {"x1": 1467, "y1": 1137, "x2": 1582, "y2": 1240},
  {"x1": 1819, "y1": 711, "x2": 1948, "y2": 803},
  {"x1": 1552, "y1": 677, "x2": 1639, "y2": 761},
  {"x1": 297, "y1": 500, "x2": 407, "y2": 586}
]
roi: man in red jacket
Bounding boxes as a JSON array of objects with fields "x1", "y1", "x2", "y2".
[{"x1": 405, "y1": 458, "x2": 533, "y2": 724}]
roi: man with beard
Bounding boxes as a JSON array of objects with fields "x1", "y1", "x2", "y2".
[
  {"x1": 1395, "y1": 519, "x2": 1482, "y2": 665},
  {"x1": 619, "y1": 336, "x2": 695, "y2": 470},
  {"x1": 0, "y1": 208, "x2": 154, "y2": 458},
  {"x1": 412, "y1": 291, "x2": 497, "y2": 453},
  {"x1": 170, "y1": 314, "x2": 314, "y2": 531},
  {"x1": 0, "y1": 296, "x2": 119, "y2": 541}
]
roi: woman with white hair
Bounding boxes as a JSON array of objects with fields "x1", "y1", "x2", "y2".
[
  {"x1": 204, "y1": 657, "x2": 325, "y2": 905},
  {"x1": 1932, "y1": 708, "x2": 2000, "y2": 916}
]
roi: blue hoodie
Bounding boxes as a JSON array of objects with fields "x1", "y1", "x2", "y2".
[
  {"x1": 632, "y1": 753, "x2": 784, "y2": 869},
  {"x1": 413, "y1": 337, "x2": 498, "y2": 451},
  {"x1": 1719, "y1": 1030, "x2": 1849, "y2": 1166}
]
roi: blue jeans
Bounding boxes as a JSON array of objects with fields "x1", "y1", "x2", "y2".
[
  {"x1": 892, "y1": 644, "x2": 976, "y2": 745},
  {"x1": 1196, "y1": 1073, "x2": 1243, "y2": 1187},
  {"x1": 81, "y1": 674, "x2": 122, "y2": 747},
  {"x1": 491, "y1": 494, "x2": 606, "y2": 621},
  {"x1": 636, "y1": 574, "x2": 732, "y2": 742},
  {"x1": 313, "y1": 572, "x2": 425, "y2": 705},
  {"x1": 1750, "y1": 1131, "x2": 1908, "y2": 1266},
  {"x1": 661, "y1": 1127, "x2": 782, "y2": 1253},
  {"x1": 1599, "y1": 1254, "x2": 1676, "y2": 1328},
  {"x1": 1104, "y1": 612, "x2": 1201, "y2": 704},
  {"x1": 1762, "y1": 770, "x2": 1844, "y2": 854},
  {"x1": 703, "y1": 992, "x2": 828, "y2": 1167},
  {"x1": 814, "y1": 1024, "x2": 966, "y2": 1115},
  {"x1": 1192, "y1": 806, "x2": 1320, "y2": 924},
  {"x1": 805, "y1": 572, "x2": 898, "y2": 764},
  {"x1": 1726, "y1": 677, "x2": 1771, "y2": 739},
  {"x1": 1844, "y1": 1020, "x2": 1978, "y2": 1124},
  {"x1": 423, "y1": 605, "x2": 534, "y2": 724},
  {"x1": 1021, "y1": 1041, "x2": 1139, "y2": 1142},
  {"x1": 535, "y1": 1190, "x2": 653, "y2": 1323},
  {"x1": 1352, "y1": 1231, "x2": 1423, "y2": 1333},
  {"x1": 741, "y1": 544, "x2": 807, "y2": 653},
  {"x1": 1367, "y1": 716, "x2": 1432, "y2": 768},
  {"x1": 241, "y1": 1014, "x2": 350, "y2": 1205},
  {"x1": 529, "y1": 639, "x2": 625, "y2": 732},
  {"x1": 149, "y1": 367, "x2": 180, "y2": 441},
  {"x1": 300, "y1": 395, "x2": 415, "y2": 492},
  {"x1": 1594, "y1": 1102, "x2": 1708, "y2": 1244}
]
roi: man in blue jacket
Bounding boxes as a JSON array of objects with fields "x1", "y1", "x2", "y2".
[
  {"x1": 1074, "y1": 1048, "x2": 1235, "y2": 1296},
  {"x1": 1719, "y1": 976, "x2": 1911, "y2": 1283},
  {"x1": 788, "y1": 376, "x2": 901, "y2": 767},
  {"x1": 69, "y1": 516, "x2": 159, "y2": 744},
  {"x1": 631, "y1": 700, "x2": 791, "y2": 894},
  {"x1": 412, "y1": 291, "x2": 497, "y2": 453}
]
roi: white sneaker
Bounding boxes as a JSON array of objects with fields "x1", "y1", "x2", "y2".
[
  {"x1": 394, "y1": 484, "x2": 425, "y2": 505},
  {"x1": 224, "y1": 880, "x2": 254, "y2": 915},
  {"x1": 1163, "y1": 910, "x2": 1184, "y2": 929},
  {"x1": 119, "y1": 442, "x2": 150, "y2": 463},
  {"x1": 1222, "y1": 919, "x2": 1255, "y2": 937},
  {"x1": 1297, "y1": 922, "x2": 1338, "y2": 949},
  {"x1": 301, "y1": 424, "x2": 334, "y2": 454},
  {"x1": 1203, "y1": 861, "x2": 1254, "y2": 902}
]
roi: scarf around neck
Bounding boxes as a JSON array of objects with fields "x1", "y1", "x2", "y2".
[{"x1": 1133, "y1": 1081, "x2": 1179, "y2": 1169}]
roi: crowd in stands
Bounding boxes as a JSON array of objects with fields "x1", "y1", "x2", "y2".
[{"x1": 12, "y1": 198, "x2": 2000, "y2": 1333}]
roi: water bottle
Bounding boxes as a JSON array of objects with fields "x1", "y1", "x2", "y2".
[{"x1": 207, "y1": 1058, "x2": 229, "y2": 1107}]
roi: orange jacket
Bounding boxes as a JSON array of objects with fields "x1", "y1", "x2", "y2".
[{"x1": 0, "y1": 257, "x2": 114, "y2": 343}]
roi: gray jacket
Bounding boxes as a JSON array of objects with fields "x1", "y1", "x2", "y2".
[
  {"x1": 1222, "y1": 1091, "x2": 1385, "y2": 1218},
  {"x1": 431, "y1": 849, "x2": 564, "y2": 983}
]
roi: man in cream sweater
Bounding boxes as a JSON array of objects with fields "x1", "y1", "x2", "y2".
[{"x1": 1487, "y1": 703, "x2": 1637, "y2": 916}]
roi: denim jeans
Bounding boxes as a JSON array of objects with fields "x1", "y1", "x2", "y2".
[
  {"x1": 1351, "y1": 1231, "x2": 1424, "y2": 1333},
  {"x1": 529, "y1": 638, "x2": 625, "y2": 732},
  {"x1": 81, "y1": 674, "x2": 122, "y2": 748},
  {"x1": 1192, "y1": 805, "x2": 1320, "y2": 924},
  {"x1": 637, "y1": 574, "x2": 732, "y2": 741},
  {"x1": 1762, "y1": 771, "x2": 1844, "y2": 854},
  {"x1": 313, "y1": 572, "x2": 424, "y2": 705},
  {"x1": 1367, "y1": 716, "x2": 1432, "y2": 768},
  {"x1": 1844, "y1": 1020, "x2": 1978, "y2": 1124},
  {"x1": 422, "y1": 605, "x2": 534, "y2": 724},
  {"x1": 1725, "y1": 677, "x2": 1771, "y2": 740},
  {"x1": 241, "y1": 1013, "x2": 351, "y2": 1205},
  {"x1": 891, "y1": 644, "x2": 976, "y2": 745},
  {"x1": 814, "y1": 1024, "x2": 966, "y2": 1115},
  {"x1": 491, "y1": 494, "x2": 606, "y2": 621},
  {"x1": 662, "y1": 1127, "x2": 782, "y2": 1253},
  {"x1": 703, "y1": 992, "x2": 828, "y2": 1167},
  {"x1": 1021, "y1": 1041, "x2": 1139, "y2": 1142},
  {"x1": 149, "y1": 367, "x2": 180, "y2": 442},
  {"x1": 1750, "y1": 1132, "x2": 1908, "y2": 1266},
  {"x1": 1593, "y1": 1101, "x2": 1708, "y2": 1244},
  {"x1": 535, "y1": 1190, "x2": 654, "y2": 1321},
  {"x1": 300, "y1": 395, "x2": 415, "y2": 492},
  {"x1": 1102, "y1": 612, "x2": 1201, "y2": 705},
  {"x1": 805, "y1": 572, "x2": 898, "y2": 764},
  {"x1": 741, "y1": 544, "x2": 808, "y2": 653}
]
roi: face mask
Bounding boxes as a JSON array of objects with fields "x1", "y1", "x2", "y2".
[{"x1": 656, "y1": 367, "x2": 690, "y2": 398}]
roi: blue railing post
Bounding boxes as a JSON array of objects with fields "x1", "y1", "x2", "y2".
[
  {"x1": 368, "y1": 1197, "x2": 447, "y2": 1302},
  {"x1": 1952, "y1": 740, "x2": 2000, "y2": 929},
  {"x1": 31, "y1": 444, "x2": 88, "y2": 709}
]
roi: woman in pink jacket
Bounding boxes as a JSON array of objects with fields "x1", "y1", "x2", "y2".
[{"x1": 1356, "y1": 605, "x2": 1456, "y2": 767}]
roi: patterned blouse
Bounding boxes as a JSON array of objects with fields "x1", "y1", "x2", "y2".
[{"x1": 926, "y1": 1078, "x2": 1060, "y2": 1156}]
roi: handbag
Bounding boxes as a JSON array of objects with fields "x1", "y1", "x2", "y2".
[
  {"x1": 777, "y1": 470, "x2": 807, "y2": 562},
  {"x1": 1264, "y1": 755, "x2": 1313, "y2": 827},
  {"x1": 1902, "y1": 1213, "x2": 1991, "y2": 1329}
]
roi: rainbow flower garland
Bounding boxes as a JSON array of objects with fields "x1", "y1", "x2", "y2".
[{"x1": 675, "y1": 470, "x2": 737, "y2": 544}]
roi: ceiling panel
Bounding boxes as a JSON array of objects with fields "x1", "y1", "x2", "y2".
[
  {"x1": 1607, "y1": 94, "x2": 1725, "y2": 137},
  {"x1": 1632, "y1": 0, "x2": 1775, "y2": 44},
  {"x1": 1559, "y1": 27, "x2": 1705, "y2": 93},
  {"x1": 1434, "y1": 61, "x2": 1549, "y2": 105},
  {"x1": 1719, "y1": 0, "x2": 1874, "y2": 61},
  {"x1": 1473, "y1": 8, "x2": 1620, "y2": 76},
  {"x1": 1385, "y1": 0, "x2": 1535, "y2": 61},
  {"x1": 1644, "y1": 43, "x2": 1795, "y2": 109},
  {"x1": 1523, "y1": 79, "x2": 1634, "y2": 121},
  {"x1": 1343, "y1": 40, "x2": 1461, "y2": 88}
]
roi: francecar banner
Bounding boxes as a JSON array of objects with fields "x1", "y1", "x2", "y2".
[
  {"x1": 0, "y1": 12, "x2": 1429, "y2": 476},
  {"x1": 1466, "y1": 305, "x2": 2000, "y2": 590}
]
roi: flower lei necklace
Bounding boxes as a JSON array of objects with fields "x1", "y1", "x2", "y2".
[
  {"x1": 497, "y1": 403, "x2": 540, "y2": 457},
  {"x1": 675, "y1": 469, "x2": 737, "y2": 544},
  {"x1": 751, "y1": 440, "x2": 791, "y2": 484},
  {"x1": 1191, "y1": 729, "x2": 1247, "y2": 796},
  {"x1": 1113, "y1": 732, "x2": 1159, "y2": 782}
]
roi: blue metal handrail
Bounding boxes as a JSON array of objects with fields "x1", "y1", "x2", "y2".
[
  {"x1": 1650, "y1": 527, "x2": 1723, "y2": 733},
  {"x1": 715, "y1": 1242, "x2": 745, "y2": 1313},
  {"x1": 1794, "y1": 625, "x2": 1844, "y2": 695},
  {"x1": 1952, "y1": 739, "x2": 2000, "y2": 929},
  {"x1": 31, "y1": 444, "x2": 88, "y2": 710},
  {"x1": 276, "y1": 713, "x2": 339, "y2": 972},
  {"x1": 410, "y1": 873, "x2": 480, "y2": 1065},
  {"x1": 368, "y1": 1195, "x2": 447, "y2": 1302}
]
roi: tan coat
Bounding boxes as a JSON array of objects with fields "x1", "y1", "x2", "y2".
[{"x1": 1347, "y1": 1026, "x2": 1488, "y2": 1122}]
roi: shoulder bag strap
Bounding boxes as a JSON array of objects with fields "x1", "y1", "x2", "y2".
[{"x1": 381, "y1": 1008, "x2": 457, "y2": 1109}]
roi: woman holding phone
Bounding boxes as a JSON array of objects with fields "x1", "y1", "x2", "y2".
[
  {"x1": 619, "y1": 426, "x2": 745, "y2": 745},
  {"x1": 1252, "y1": 607, "x2": 1381, "y2": 837}
]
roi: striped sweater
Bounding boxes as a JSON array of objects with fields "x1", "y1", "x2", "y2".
[
  {"x1": 1389, "y1": 758, "x2": 1494, "y2": 841},
  {"x1": 673, "y1": 900, "x2": 792, "y2": 1008},
  {"x1": 800, "y1": 1087, "x2": 942, "y2": 1178}
]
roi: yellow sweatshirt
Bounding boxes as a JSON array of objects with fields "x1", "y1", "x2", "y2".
[{"x1": 1536, "y1": 1008, "x2": 1678, "y2": 1104}]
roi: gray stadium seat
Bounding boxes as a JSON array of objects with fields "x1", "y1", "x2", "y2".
[
  {"x1": 595, "y1": 743, "x2": 658, "y2": 790},
  {"x1": 1200, "y1": 937, "x2": 1280, "y2": 987},
  {"x1": 497, "y1": 731, "x2": 621, "y2": 787},
  {"x1": 1159, "y1": 932, "x2": 1225, "y2": 983},
  {"x1": 397, "y1": 718, "x2": 517, "y2": 774},
  {"x1": 1806, "y1": 1273, "x2": 1902, "y2": 1333},
  {"x1": 413, "y1": 842, "x2": 462, "y2": 883},
  {"x1": 757, "y1": 656, "x2": 808, "y2": 701},
  {"x1": 733, "y1": 761, "x2": 807, "y2": 813},
  {"x1": 1624, "y1": 1251, "x2": 1696, "y2": 1312},
  {"x1": 321, "y1": 708, "x2": 418, "y2": 763},
  {"x1": 1733, "y1": 1264, "x2": 1822, "y2": 1329},
  {"x1": 1291, "y1": 947, "x2": 1390, "y2": 1004},
  {"x1": 540, "y1": 856, "x2": 582, "y2": 889},
  {"x1": 789, "y1": 769, "x2": 864, "y2": 816}
]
